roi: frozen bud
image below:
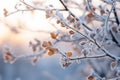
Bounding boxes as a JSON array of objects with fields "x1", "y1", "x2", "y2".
[
  {"x1": 4, "y1": 53, "x2": 10, "y2": 63},
  {"x1": 91, "y1": 7, "x2": 96, "y2": 11},
  {"x1": 29, "y1": 39, "x2": 42, "y2": 52},
  {"x1": 116, "y1": 69, "x2": 120, "y2": 76},
  {"x1": 32, "y1": 58, "x2": 37, "y2": 65},
  {"x1": 61, "y1": 61, "x2": 72, "y2": 69},
  {"x1": 3, "y1": 8, "x2": 8, "y2": 16},
  {"x1": 67, "y1": 15, "x2": 72, "y2": 21},
  {"x1": 74, "y1": 21, "x2": 81, "y2": 29},
  {"x1": 101, "y1": 0, "x2": 113, "y2": 4},
  {"x1": 64, "y1": 0, "x2": 69, "y2": 3},
  {"x1": 29, "y1": 41, "x2": 33, "y2": 46},
  {"x1": 90, "y1": 33, "x2": 96, "y2": 38},
  {"x1": 79, "y1": 41, "x2": 86, "y2": 46},
  {"x1": 111, "y1": 61, "x2": 117, "y2": 70},
  {"x1": 69, "y1": 30, "x2": 74, "y2": 35},
  {"x1": 70, "y1": 18, "x2": 75, "y2": 23},
  {"x1": 117, "y1": 27, "x2": 120, "y2": 33},
  {"x1": 81, "y1": 49, "x2": 88, "y2": 57},
  {"x1": 34, "y1": 39, "x2": 41, "y2": 46},
  {"x1": 60, "y1": 56, "x2": 72, "y2": 68},
  {"x1": 4, "y1": 52, "x2": 12, "y2": 63},
  {"x1": 96, "y1": 28, "x2": 101, "y2": 33},
  {"x1": 45, "y1": 9, "x2": 53, "y2": 19},
  {"x1": 112, "y1": 27, "x2": 117, "y2": 33},
  {"x1": 76, "y1": 58, "x2": 81, "y2": 64},
  {"x1": 3, "y1": 51, "x2": 16, "y2": 64},
  {"x1": 32, "y1": 56, "x2": 40, "y2": 65},
  {"x1": 100, "y1": 10, "x2": 105, "y2": 15},
  {"x1": 87, "y1": 13, "x2": 94, "y2": 19},
  {"x1": 61, "y1": 23, "x2": 65, "y2": 27},
  {"x1": 85, "y1": 6, "x2": 89, "y2": 11},
  {"x1": 32, "y1": 45, "x2": 37, "y2": 52},
  {"x1": 56, "y1": 20, "x2": 61, "y2": 24},
  {"x1": 46, "y1": 13, "x2": 51, "y2": 18},
  {"x1": 10, "y1": 57, "x2": 16, "y2": 64}
]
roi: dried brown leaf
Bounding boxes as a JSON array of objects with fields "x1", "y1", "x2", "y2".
[
  {"x1": 87, "y1": 13, "x2": 94, "y2": 19},
  {"x1": 62, "y1": 61, "x2": 72, "y2": 68},
  {"x1": 50, "y1": 32, "x2": 58, "y2": 39},
  {"x1": 112, "y1": 27, "x2": 117, "y2": 33},
  {"x1": 69, "y1": 30, "x2": 74, "y2": 34},
  {"x1": 66, "y1": 52, "x2": 72, "y2": 57},
  {"x1": 111, "y1": 61, "x2": 117, "y2": 69},
  {"x1": 48, "y1": 51, "x2": 54, "y2": 56},
  {"x1": 100, "y1": 10, "x2": 105, "y2": 15},
  {"x1": 46, "y1": 47, "x2": 59, "y2": 54},
  {"x1": 92, "y1": 7, "x2": 96, "y2": 11},
  {"x1": 70, "y1": 18, "x2": 75, "y2": 23},
  {"x1": 57, "y1": 20, "x2": 61, "y2": 24},
  {"x1": 42, "y1": 41, "x2": 52, "y2": 47},
  {"x1": 88, "y1": 75, "x2": 94, "y2": 80}
]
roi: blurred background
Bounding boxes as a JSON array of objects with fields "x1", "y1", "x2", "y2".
[{"x1": 0, "y1": 0, "x2": 103, "y2": 80}]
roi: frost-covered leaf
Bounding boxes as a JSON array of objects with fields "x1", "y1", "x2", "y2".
[
  {"x1": 87, "y1": 13, "x2": 94, "y2": 19},
  {"x1": 87, "y1": 75, "x2": 94, "y2": 80},
  {"x1": 65, "y1": 52, "x2": 72, "y2": 57},
  {"x1": 46, "y1": 47, "x2": 59, "y2": 56},
  {"x1": 50, "y1": 32, "x2": 58, "y2": 39},
  {"x1": 42, "y1": 41, "x2": 52, "y2": 47},
  {"x1": 111, "y1": 61, "x2": 117, "y2": 70},
  {"x1": 69, "y1": 30, "x2": 75, "y2": 35}
]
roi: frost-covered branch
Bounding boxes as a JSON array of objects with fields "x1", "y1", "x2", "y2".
[
  {"x1": 112, "y1": 0, "x2": 120, "y2": 25},
  {"x1": 2, "y1": 0, "x2": 120, "y2": 79},
  {"x1": 59, "y1": 0, "x2": 92, "y2": 31}
]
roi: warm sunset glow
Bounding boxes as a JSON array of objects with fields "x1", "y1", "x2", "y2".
[
  {"x1": 0, "y1": 0, "x2": 56, "y2": 46},
  {"x1": 1, "y1": 0, "x2": 120, "y2": 80},
  {"x1": 0, "y1": 0, "x2": 103, "y2": 49}
]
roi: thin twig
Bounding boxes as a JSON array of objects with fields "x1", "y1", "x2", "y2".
[
  {"x1": 70, "y1": 54, "x2": 107, "y2": 61},
  {"x1": 57, "y1": 13, "x2": 120, "y2": 61},
  {"x1": 6, "y1": 8, "x2": 65, "y2": 17},
  {"x1": 112, "y1": 1, "x2": 120, "y2": 25},
  {"x1": 59, "y1": 0, "x2": 92, "y2": 31},
  {"x1": 101, "y1": 3, "x2": 113, "y2": 46}
]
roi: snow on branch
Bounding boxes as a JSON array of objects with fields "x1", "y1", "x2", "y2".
[{"x1": 2, "y1": 0, "x2": 120, "y2": 79}]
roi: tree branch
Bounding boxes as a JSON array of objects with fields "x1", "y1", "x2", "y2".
[
  {"x1": 57, "y1": 14, "x2": 120, "y2": 61},
  {"x1": 112, "y1": 1, "x2": 120, "y2": 25},
  {"x1": 59, "y1": 0, "x2": 92, "y2": 31},
  {"x1": 70, "y1": 54, "x2": 107, "y2": 61}
]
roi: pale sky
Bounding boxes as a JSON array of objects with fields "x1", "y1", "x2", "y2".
[{"x1": 0, "y1": 0, "x2": 102, "y2": 54}]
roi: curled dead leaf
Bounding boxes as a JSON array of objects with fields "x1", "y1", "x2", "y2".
[
  {"x1": 42, "y1": 41, "x2": 52, "y2": 47},
  {"x1": 88, "y1": 75, "x2": 94, "y2": 80},
  {"x1": 46, "y1": 47, "x2": 59, "y2": 53},
  {"x1": 66, "y1": 52, "x2": 72, "y2": 57},
  {"x1": 50, "y1": 32, "x2": 58, "y2": 39},
  {"x1": 111, "y1": 61, "x2": 117, "y2": 69},
  {"x1": 4, "y1": 52, "x2": 16, "y2": 64},
  {"x1": 48, "y1": 51, "x2": 54, "y2": 56},
  {"x1": 69, "y1": 30, "x2": 74, "y2": 34},
  {"x1": 57, "y1": 20, "x2": 61, "y2": 24},
  {"x1": 87, "y1": 13, "x2": 94, "y2": 19},
  {"x1": 32, "y1": 56, "x2": 40, "y2": 65}
]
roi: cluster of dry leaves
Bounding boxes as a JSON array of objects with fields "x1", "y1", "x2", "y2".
[{"x1": 2, "y1": 0, "x2": 120, "y2": 79}]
